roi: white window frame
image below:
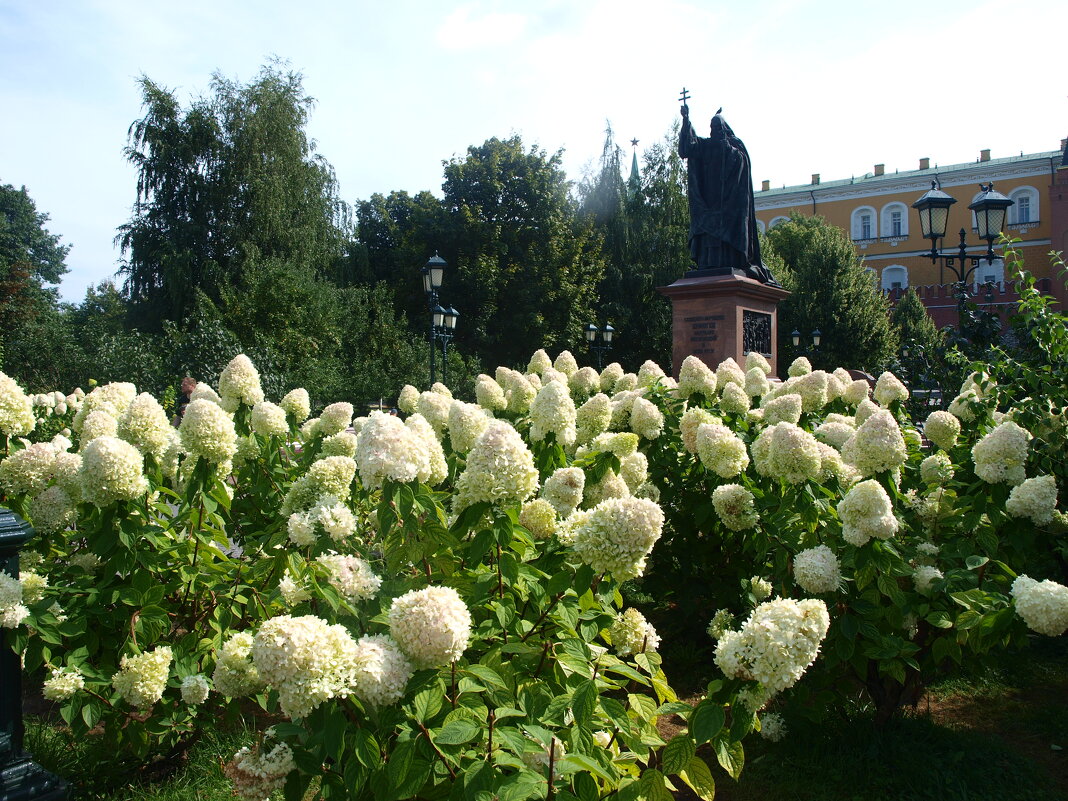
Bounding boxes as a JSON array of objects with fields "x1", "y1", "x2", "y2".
[
  {"x1": 1008, "y1": 186, "x2": 1039, "y2": 225},
  {"x1": 851, "y1": 206, "x2": 878, "y2": 241},
  {"x1": 881, "y1": 265, "x2": 909, "y2": 292},
  {"x1": 880, "y1": 202, "x2": 909, "y2": 238}
]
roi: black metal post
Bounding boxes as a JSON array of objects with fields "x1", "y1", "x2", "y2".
[
  {"x1": 0, "y1": 508, "x2": 68, "y2": 800},
  {"x1": 427, "y1": 290, "x2": 438, "y2": 388}
]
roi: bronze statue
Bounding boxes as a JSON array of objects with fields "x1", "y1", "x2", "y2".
[{"x1": 678, "y1": 90, "x2": 778, "y2": 285}]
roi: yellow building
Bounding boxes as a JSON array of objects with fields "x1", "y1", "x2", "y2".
[{"x1": 753, "y1": 142, "x2": 1064, "y2": 328}]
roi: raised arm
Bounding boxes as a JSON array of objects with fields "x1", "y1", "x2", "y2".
[{"x1": 678, "y1": 105, "x2": 698, "y2": 158}]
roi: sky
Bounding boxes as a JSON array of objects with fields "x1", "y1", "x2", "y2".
[{"x1": 1, "y1": 0, "x2": 1064, "y2": 303}]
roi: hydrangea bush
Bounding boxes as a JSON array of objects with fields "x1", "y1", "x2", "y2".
[{"x1": 1, "y1": 354, "x2": 810, "y2": 800}]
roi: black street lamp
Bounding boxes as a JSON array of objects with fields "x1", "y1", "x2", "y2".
[
  {"x1": 421, "y1": 253, "x2": 447, "y2": 387},
  {"x1": 790, "y1": 329, "x2": 822, "y2": 358},
  {"x1": 912, "y1": 181, "x2": 1013, "y2": 326},
  {"x1": 584, "y1": 323, "x2": 615, "y2": 370},
  {"x1": 439, "y1": 306, "x2": 459, "y2": 386},
  {"x1": 1, "y1": 508, "x2": 68, "y2": 800}
]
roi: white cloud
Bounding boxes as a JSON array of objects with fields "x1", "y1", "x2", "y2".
[{"x1": 436, "y1": 4, "x2": 527, "y2": 50}]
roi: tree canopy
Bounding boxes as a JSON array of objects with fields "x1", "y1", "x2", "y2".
[{"x1": 764, "y1": 213, "x2": 897, "y2": 372}]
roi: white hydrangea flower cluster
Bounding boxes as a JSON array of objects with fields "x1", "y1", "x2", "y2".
[
  {"x1": 321, "y1": 431, "x2": 358, "y2": 459},
  {"x1": 0, "y1": 442, "x2": 56, "y2": 495},
  {"x1": 251, "y1": 401, "x2": 289, "y2": 438},
  {"x1": 680, "y1": 407, "x2": 721, "y2": 454},
  {"x1": 599, "y1": 363, "x2": 624, "y2": 392},
  {"x1": 553, "y1": 350, "x2": 578, "y2": 376},
  {"x1": 841, "y1": 409, "x2": 907, "y2": 477},
  {"x1": 180, "y1": 399, "x2": 238, "y2": 464},
  {"x1": 716, "y1": 358, "x2": 746, "y2": 389},
  {"x1": 972, "y1": 421, "x2": 1031, "y2": 485},
  {"x1": 20, "y1": 570, "x2": 47, "y2": 603},
  {"x1": 112, "y1": 646, "x2": 172, "y2": 709},
  {"x1": 474, "y1": 375, "x2": 506, "y2": 412},
  {"x1": 79, "y1": 408, "x2": 118, "y2": 445},
  {"x1": 712, "y1": 484, "x2": 759, "y2": 531},
  {"x1": 519, "y1": 498, "x2": 557, "y2": 539},
  {"x1": 212, "y1": 631, "x2": 264, "y2": 698},
  {"x1": 696, "y1": 423, "x2": 750, "y2": 478},
  {"x1": 395, "y1": 384, "x2": 419, "y2": 415},
  {"x1": 448, "y1": 400, "x2": 491, "y2": 454},
  {"x1": 522, "y1": 738, "x2": 566, "y2": 772},
  {"x1": 637, "y1": 360, "x2": 666, "y2": 389},
  {"x1": 815, "y1": 418, "x2": 856, "y2": 451},
  {"x1": 42, "y1": 666, "x2": 85, "y2": 701},
  {"x1": 837, "y1": 479, "x2": 899, "y2": 546},
  {"x1": 794, "y1": 371, "x2": 829, "y2": 412},
  {"x1": 707, "y1": 609, "x2": 736, "y2": 640},
  {"x1": 920, "y1": 453, "x2": 954, "y2": 485},
  {"x1": 527, "y1": 349, "x2": 552, "y2": 375},
  {"x1": 252, "y1": 615, "x2": 361, "y2": 719},
  {"x1": 1005, "y1": 475, "x2": 1058, "y2": 525},
  {"x1": 841, "y1": 379, "x2": 870, "y2": 407},
  {"x1": 0, "y1": 572, "x2": 28, "y2": 629},
  {"x1": 568, "y1": 366, "x2": 600, "y2": 399},
  {"x1": 352, "y1": 634, "x2": 413, "y2": 707},
  {"x1": 923, "y1": 410, "x2": 961, "y2": 451},
  {"x1": 388, "y1": 586, "x2": 472, "y2": 669},
  {"x1": 0, "y1": 372, "x2": 36, "y2": 436},
  {"x1": 79, "y1": 436, "x2": 149, "y2": 506},
  {"x1": 119, "y1": 393, "x2": 172, "y2": 461},
  {"x1": 29, "y1": 486, "x2": 77, "y2": 535},
  {"x1": 1011, "y1": 575, "x2": 1068, "y2": 636},
  {"x1": 315, "y1": 402, "x2": 352, "y2": 438},
  {"x1": 913, "y1": 565, "x2": 943, "y2": 595},
  {"x1": 629, "y1": 397, "x2": 664, "y2": 440},
  {"x1": 745, "y1": 367, "x2": 771, "y2": 398},
  {"x1": 752, "y1": 423, "x2": 823, "y2": 484},
  {"x1": 678, "y1": 355, "x2": 717, "y2": 399},
  {"x1": 278, "y1": 569, "x2": 311, "y2": 606},
  {"x1": 280, "y1": 388, "x2": 311, "y2": 423},
  {"x1": 540, "y1": 467, "x2": 585, "y2": 518},
  {"x1": 750, "y1": 576, "x2": 773, "y2": 602},
  {"x1": 874, "y1": 371, "x2": 909, "y2": 406},
  {"x1": 720, "y1": 382, "x2": 751, "y2": 415},
  {"x1": 759, "y1": 711, "x2": 787, "y2": 742},
  {"x1": 218, "y1": 355, "x2": 264, "y2": 408},
  {"x1": 223, "y1": 738, "x2": 295, "y2": 801},
  {"x1": 351, "y1": 412, "x2": 423, "y2": 490},
  {"x1": 529, "y1": 380, "x2": 577, "y2": 446},
  {"x1": 715, "y1": 598, "x2": 829, "y2": 692},
  {"x1": 180, "y1": 674, "x2": 211, "y2": 705},
  {"x1": 405, "y1": 414, "x2": 448, "y2": 486},
  {"x1": 575, "y1": 393, "x2": 612, "y2": 445},
  {"x1": 571, "y1": 496, "x2": 664, "y2": 580},
  {"x1": 501, "y1": 369, "x2": 537, "y2": 415},
  {"x1": 609, "y1": 607, "x2": 660, "y2": 657},
  {"x1": 315, "y1": 552, "x2": 381, "y2": 603},
  {"x1": 453, "y1": 421, "x2": 539, "y2": 513},
  {"x1": 416, "y1": 392, "x2": 450, "y2": 438},
  {"x1": 793, "y1": 545, "x2": 841, "y2": 594}
]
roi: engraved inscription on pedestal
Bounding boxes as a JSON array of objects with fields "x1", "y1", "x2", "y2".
[
  {"x1": 684, "y1": 313, "x2": 725, "y2": 356},
  {"x1": 742, "y1": 310, "x2": 772, "y2": 357}
]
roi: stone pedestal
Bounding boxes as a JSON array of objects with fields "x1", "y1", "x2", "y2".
[{"x1": 658, "y1": 274, "x2": 790, "y2": 378}]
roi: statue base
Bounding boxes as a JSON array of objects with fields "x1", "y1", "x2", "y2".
[
  {"x1": 0, "y1": 754, "x2": 68, "y2": 800},
  {"x1": 657, "y1": 273, "x2": 790, "y2": 378}
]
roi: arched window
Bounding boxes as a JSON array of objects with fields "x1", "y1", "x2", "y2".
[
  {"x1": 1008, "y1": 186, "x2": 1039, "y2": 224},
  {"x1": 756, "y1": 219, "x2": 766, "y2": 235},
  {"x1": 881, "y1": 265, "x2": 908, "y2": 291},
  {"x1": 769, "y1": 216, "x2": 789, "y2": 229},
  {"x1": 851, "y1": 206, "x2": 878, "y2": 241},
  {"x1": 880, "y1": 202, "x2": 909, "y2": 238}
]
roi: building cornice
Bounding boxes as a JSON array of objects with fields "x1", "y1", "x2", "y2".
[{"x1": 755, "y1": 152, "x2": 1059, "y2": 212}]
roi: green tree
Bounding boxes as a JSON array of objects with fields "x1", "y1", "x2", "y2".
[
  {"x1": 765, "y1": 213, "x2": 897, "y2": 372},
  {"x1": 117, "y1": 63, "x2": 353, "y2": 329},
  {"x1": 440, "y1": 136, "x2": 605, "y2": 369},
  {"x1": 0, "y1": 182, "x2": 71, "y2": 365}
]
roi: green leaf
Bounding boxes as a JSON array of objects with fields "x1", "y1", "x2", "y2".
[
  {"x1": 966, "y1": 555, "x2": 990, "y2": 570},
  {"x1": 689, "y1": 700, "x2": 724, "y2": 744},
  {"x1": 638, "y1": 769, "x2": 673, "y2": 801},
  {"x1": 714, "y1": 738, "x2": 744, "y2": 780},
  {"x1": 465, "y1": 664, "x2": 508, "y2": 690},
  {"x1": 412, "y1": 683, "x2": 445, "y2": 723},
  {"x1": 434, "y1": 719, "x2": 481, "y2": 746},
  {"x1": 662, "y1": 735, "x2": 696, "y2": 775},
  {"x1": 570, "y1": 680, "x2": 597, "y2": 727},
  {"x1": 679, "y1": 756, "x2": 717, "y2": 801}
]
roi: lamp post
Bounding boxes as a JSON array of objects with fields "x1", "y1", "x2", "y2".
[
  {"x1": 790, "y1": 328, "x2": 822, "y2": 360},
  {"x1": 584, "y1": 323, "x2": 616, "y2": 370},
  {"x1": 421, "y1": 253, "x2": 446, "y2": 387},
  {"x1": 1, "y1": 508, "x2": 68, "y2": 800},
  {"x1": 439, "y1": 306, "x2": 459, "y2": 386},
  {"x1": 911, "y1": 181, "x2": 1013, "y2": 327}
]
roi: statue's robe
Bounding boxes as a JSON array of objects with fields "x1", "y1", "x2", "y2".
[{"x1": 679, "y1": 114, "x2": 777, "y2": 285}]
